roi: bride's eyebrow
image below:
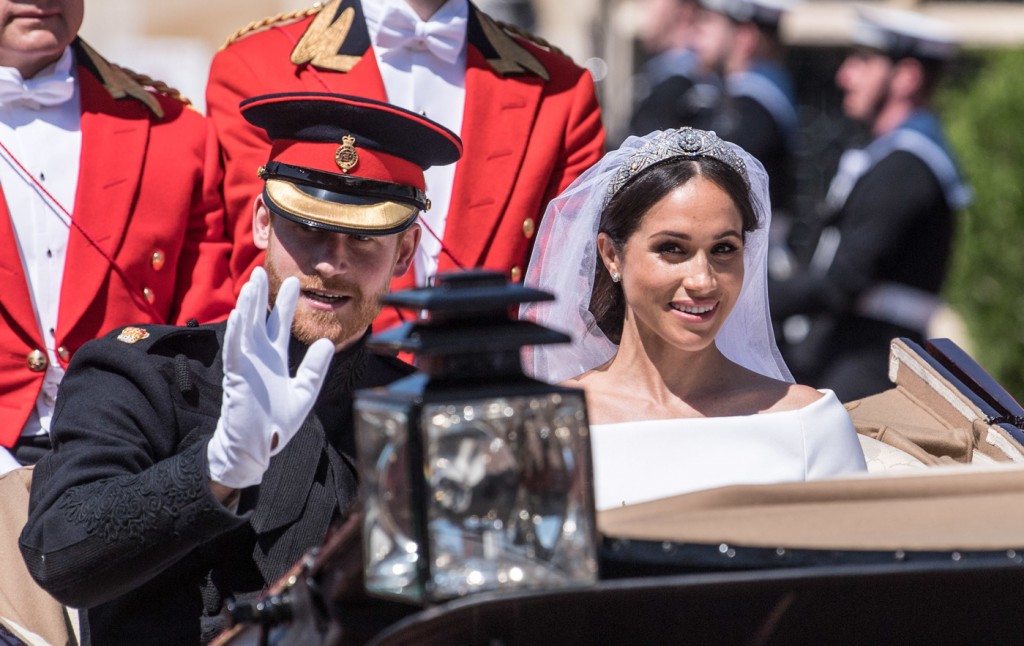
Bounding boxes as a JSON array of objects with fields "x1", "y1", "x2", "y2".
[{"x1": 650, "y1": 230, "x2": 743, "y2": 240}]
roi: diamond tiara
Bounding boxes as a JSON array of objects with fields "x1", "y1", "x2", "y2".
[{"x1": 606, "y1": 128, "x2": 749, "y2": 205}]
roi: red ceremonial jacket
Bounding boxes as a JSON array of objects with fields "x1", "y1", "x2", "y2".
[
  {"x1": 207, "y1": 0, "x2": 605, "y2": 328},
  {"x1": 0, "y1": 40, "x2": 234, "y2": 447}
]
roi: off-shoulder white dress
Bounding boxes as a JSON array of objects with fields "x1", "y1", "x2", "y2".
[{"x1": 590, "y1": 390, "x2": 867, "y2": 511}]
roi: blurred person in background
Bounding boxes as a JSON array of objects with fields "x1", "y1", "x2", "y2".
[
  {"x1": 769, "y1": 6, "x2": 971, "y2": 401},
  {"x1": 475, "y1": 0, "x2": 535, "y2": 31},
  {"x1": 627, "y1": 0, "x2": 716, "y2": 139},
  {"x1": 206, "y1": 0, "x2": 605, "y2": 333},
  {"x1": 691, "y1": 0, "x2": 798, "y2": 217},
  {"x1": 0, "y1": 0, "x2": 232, "y2": 469}
]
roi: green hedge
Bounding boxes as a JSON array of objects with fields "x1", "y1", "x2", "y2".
[{"x1": 939, "y1": 48, "x2": 1024, "y2": 399}]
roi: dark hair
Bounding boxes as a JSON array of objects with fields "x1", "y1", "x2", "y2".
[
  {"x1": 864, "y1": 49, "x2": 947, "y2": 102},
  {"x1": 589, "y1": 156, "x2": 758, "y2": 344},
  {"x1": 912, "y1": 56, "x2": 946, "y2": 101}
]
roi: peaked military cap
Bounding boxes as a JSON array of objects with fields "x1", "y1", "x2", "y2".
[
  {"x1": 699, "y1": 0, "x2": 795, "y2": 28},
  {"x1": 241, "y1": 92, "x2": 463, "y2": 235},
  {"x1": 852, "y1": 6, "x2": 959, "y2": 62}
]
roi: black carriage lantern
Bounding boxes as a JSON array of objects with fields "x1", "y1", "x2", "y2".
[{"x1": 354, "y1": 270, "x2": 598, "y2": 604}]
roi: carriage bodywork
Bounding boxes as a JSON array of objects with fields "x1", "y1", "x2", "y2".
[{"x1": 214, "y1": 337, "x2": 1024, "y2": 645}]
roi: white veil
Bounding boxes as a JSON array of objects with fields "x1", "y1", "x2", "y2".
[{"x1": 520, "y1": 128, "x2": 793, "y2": 384}]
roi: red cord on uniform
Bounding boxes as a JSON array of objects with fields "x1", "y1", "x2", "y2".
[{"x1": 0, "y1": 137, "x2": 165, "y2": 322}]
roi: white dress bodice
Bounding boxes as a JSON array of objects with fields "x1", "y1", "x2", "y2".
[{"x1": 590, "y1": 390, "x2": 867, "y2": 510}]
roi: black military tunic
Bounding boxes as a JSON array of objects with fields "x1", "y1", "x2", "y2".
[
  {"x1": 19, "y1": 322, "x2": 413, "y2": 645},
  {"x1": 710, "y1": 65, "x2": 798, "y2": 215},
  {"x1": 629, "y1": 73, "x2": 719, "y2": 139},
  {"x1": 769, "y1": 110, "x2": 970, "y2": 401},
  {"x1": 627, "y1": 50, "x2": 718, "y2": 140}
]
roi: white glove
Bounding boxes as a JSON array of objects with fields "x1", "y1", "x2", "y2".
[{"x1": 207, "y1": 267, "x2": 335, "y2": 489}]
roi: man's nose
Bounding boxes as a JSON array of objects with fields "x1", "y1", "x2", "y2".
[
  {"x1": 835, "y1": 58, "x2": 857, "y2": 88},
  {"x1": 312, "y1": 235, "x2": 349, "y2": 275}
]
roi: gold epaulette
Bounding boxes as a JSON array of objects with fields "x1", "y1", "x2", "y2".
[
  {"x1": 113, "y1": 64, "x2": 192, "y2": 109},
  {"x1": 221, "y1": 3, "x2": 325, "y2": 50},
  {"x1": 74, "y1": 39, "x2": 169, "y2": 118},
  {"x1": 495, "y1": 20, "x2": 565, "y2": 57}
]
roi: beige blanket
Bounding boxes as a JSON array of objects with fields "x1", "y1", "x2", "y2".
[{"x1": 0, "y1": 467, "x2": 77, "y2": 646}]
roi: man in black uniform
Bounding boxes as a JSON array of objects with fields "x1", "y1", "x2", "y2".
[
  {"x1": 769, "y1": 7, "x2": 971, "y2": 401},
  {"x1": 691, "y1": 0, "x2": 798, "y2": 215},
  {"x1": 19, "y1": 93, "x2": 462, "y2": 644},
  {"x1": 627, "y1": 0, "x2": 714, "y2": 139}
]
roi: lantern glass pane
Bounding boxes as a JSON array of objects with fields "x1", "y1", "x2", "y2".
[
  {"x1": 356, "y1": 403, "x2": 422, "y2": 598},
  {"x1": 422, "y1": 392, "x2": 597, "y2": 599}
]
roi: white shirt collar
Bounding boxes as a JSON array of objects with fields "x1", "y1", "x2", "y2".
[{"x1": 364, "y1": 0, "x2": 469, "y2": 57}]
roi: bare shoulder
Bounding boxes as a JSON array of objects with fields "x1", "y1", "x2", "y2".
[
  {"x1": 559, "y1": 371, "x2": 601, "y2": 394},
  {"x1": 560, "y1": 371, "x2": 625, "y2": 424},
  {"x1": 720, "y1": 364, "x2": 825, "y2": 414},
  {"x1": 559, "y1": 373, "x2": 589, "y2": 388},
  {"x1": 763, "y1": 382, "x2": 826, "y2": 413}
]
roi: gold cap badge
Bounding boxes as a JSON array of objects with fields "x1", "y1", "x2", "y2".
[
  {"x1": 335, "y1": 134, "x2": 358, "y2": 173},
  {"x1": 117, "y1": 327, "x2": 151, "y2": 344}
]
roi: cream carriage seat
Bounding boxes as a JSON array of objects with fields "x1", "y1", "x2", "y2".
[
  {"x1": 856, "y1": 434, "x2": 927, "y2": 473},
  {"x1": 847, "y1": 338, "x2": 1024, "y2": 472}
]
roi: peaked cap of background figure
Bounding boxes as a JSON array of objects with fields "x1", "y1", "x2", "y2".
[
  {"x1": 240, "y1": 92, "x2": 463, "y2": 235},
  {"x1": 699, "y1": 0, "x2": 796, "y2": 27},
  {"x1": 851, "y1": 5, "x2": 959, "y2": 62}
]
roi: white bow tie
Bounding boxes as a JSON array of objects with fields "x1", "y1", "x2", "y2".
[
  {"x1": 375, "y1": 5, "x2": 466, "y2": 65},
  {"x1": 0, "y1": 67, "x2": 75, "y2": 108}
]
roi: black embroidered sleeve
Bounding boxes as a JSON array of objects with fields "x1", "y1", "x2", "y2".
[
  {"x1": 57, "y1": 440, "x2": 214, "y2": 544},
  {"x1": 21, "y1": 441, "x2": 246, "y2": 608},
  {"x1": 19, "y1": 329, "x2": 245, "y2": 609}
]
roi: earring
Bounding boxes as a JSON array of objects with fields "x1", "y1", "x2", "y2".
[{"x1": 611, "y1": 271, "x2": 621, "y2": 283}]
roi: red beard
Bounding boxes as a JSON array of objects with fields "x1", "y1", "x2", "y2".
[{"x1": 264, "y1": 261, "x2": 385, "y2": 347}]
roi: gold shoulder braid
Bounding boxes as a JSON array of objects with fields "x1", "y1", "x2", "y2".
[
  {"x1": 495, "y1": 20, "x2": 565, "y2": 57},
  {"x1": 75, "y1": 39, "x2": 168, "y2": 118},
  {"x1": 221, "y1": 3, "x2": 325, "y2": 49},
  {"x1": 476, "y1": 10, "x2": 549, "y2": 80},
  {"x1": 113, "y1": 64, "x2": 192, "y2": 109},
  {"x1": 289, "y1": 0, "x2": 358, "y2": 71}
]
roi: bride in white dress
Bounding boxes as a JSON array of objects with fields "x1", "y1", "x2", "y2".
[{"x1": 521, "y1": 128, "x2": 866, "y2": 510}]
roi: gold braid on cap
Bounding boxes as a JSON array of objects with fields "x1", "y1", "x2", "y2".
[{"x1": 606, "y1": 128, "x2": 749, "y2": 205}]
